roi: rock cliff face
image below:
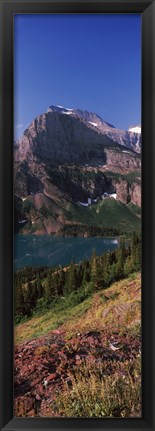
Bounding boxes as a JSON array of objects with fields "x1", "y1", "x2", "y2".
[
  {"x1": 115, "y1": 180, "x2": 141, "y2": 207},
  {"x1": 15, "y1": 112, "x2": 109, "y2": 165},
  {"x1": 130, "y1": 183, "x2": 141, "y2": 207},
  {"x1": 105, "y1": 149, "x2": 141, "y2": 170},
  {"x1": 14, "y1": 106, "x2": 141, "y2": 235}
]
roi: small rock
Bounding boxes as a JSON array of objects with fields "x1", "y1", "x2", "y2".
[
  {"x1": 49, "y1": 343, "x2": 57, "y2": 350},
  {"x1": 36, "y1": 394, "x2": 41, "y2": 401},
  {"x1": 46, "y1": 373, "x2": 57, "y2": 382},
  {"x1": 26, "y1": 409, "x2": 35, "y2": 417},
  {"x1": 52, "y1": 329, "x2": 64, "y2": 335},
  {"x1": 75, "y1": 355, "x2": 81, "y2": 361},
  {"x1": 31, "y1": 378, "x2": 40, "y2": 387},
  {"x1": 43, "y1": 378, "x2": 48, "y2": 389},
  {"x1": 37, "y1": 384, "x2": 44, "y2": 395}
]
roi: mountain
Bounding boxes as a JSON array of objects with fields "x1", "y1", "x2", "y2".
[
  {"x1": 48, "y1": 105, "x2": 141, "y2": 153},
  {"x1": 14, "y1": 105, "x2": 141, "y2": 236}
]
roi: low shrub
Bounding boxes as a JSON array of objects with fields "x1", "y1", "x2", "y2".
[{"x1": 55, "y1": 356, "x2": 141, "y2": 417}]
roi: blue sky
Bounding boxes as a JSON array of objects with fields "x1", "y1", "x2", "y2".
[{"x1": 14, "y1": 14, "x2": 141, "y2": 139}]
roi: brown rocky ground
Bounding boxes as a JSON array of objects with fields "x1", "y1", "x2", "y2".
[{"x1": 14, "y1": 327, "x2": 140, "y2": 417}]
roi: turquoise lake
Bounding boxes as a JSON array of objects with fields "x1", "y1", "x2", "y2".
[{"x1": 14, "y1": 235, "x2": 119, "y2": 270}]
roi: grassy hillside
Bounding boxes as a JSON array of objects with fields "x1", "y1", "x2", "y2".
[
  {"x1": 127, "y1": 201, "x2": 141, "y2": 217},
  {"x1": 15, "y1": 272, "x2": 141, "y2": 345},
  {"x1": 65, "y1": 197, "x2": 141, "y2": 235}
]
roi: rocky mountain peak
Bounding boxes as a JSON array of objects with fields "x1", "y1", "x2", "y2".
[
  {"x1": 46, "y1": 104, "x2": 141, "y2": 153},
  {"x1": 47, "y1": 105, "x2": 115, "y2": 130}
]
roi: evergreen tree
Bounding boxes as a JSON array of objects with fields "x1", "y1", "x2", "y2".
[
  {"x1": 58, "y1": 268, "x2": 66, "y2": 295},
  {"x1": 130, "y1": 232, "x2": 141, "y2": 271},
  {"x1": 65, "y1": 261, "x2": 77, "y2": 294},
  {"x1": 109, "y1": 262, "x2": 117, "y2": 284},
  {"x1": 124, "y1": 255, "x2": 133, "y2": 276},
  {"x1": 36, "y1": 273, "x2": 43, "y2": 298},
  {"x1": 96, "y1": 257, "x2": 104, "y2": 289},
  {"x1": 90, "y1": 250, "x2": 97, "y2": 289},
  {"x1": 15, "y1": 282, "x2": 25, "y2": 318},
  {"x1": 102, "y1": 252, "x2": 111, "y2": 287},
  {"x1": 115, "y1": 246, "x2": 125, "y2": 280},
  {"x1": 81, "y1": 260, "x2": 90, "y2": 287},
  {"x1": 23, "y1": 282, "x2": 35, "y2": 317},
  {"x1": 45, "y1": 269, "x2": 58, "y2": 305}
]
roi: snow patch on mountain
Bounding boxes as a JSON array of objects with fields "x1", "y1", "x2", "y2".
[
  {"x1": 62, "y1": 111, "x2": 74, "y2": 115},
  {"x1": 88, "y1": 121, "x2": 98, "y2": 127},
  {"x1": 128, "y1": 125, "x2": 141, "y2": 134}
]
